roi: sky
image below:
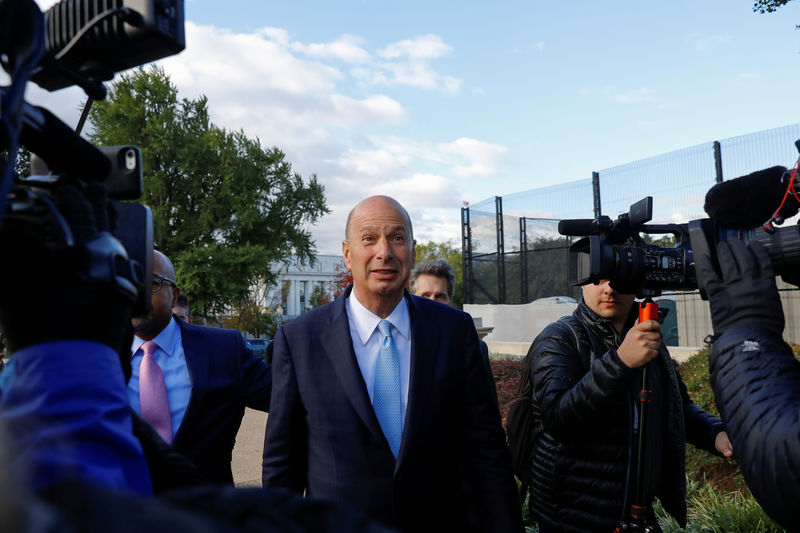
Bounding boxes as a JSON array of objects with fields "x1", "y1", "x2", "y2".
[{"x1": 19, "y1": 0, "x2": 800, "y2": 254}]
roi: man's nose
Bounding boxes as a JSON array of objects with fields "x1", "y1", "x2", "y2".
[{"x1": 375, "y1": 236, "x2": 394, "y2": 260}]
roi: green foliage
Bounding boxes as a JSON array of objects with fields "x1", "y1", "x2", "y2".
[
  {"x1": 221, "y1": 301, "x2": 278, "y2": 338},
  {"x1": 88, "y1": 66, "x2": 329, "y2": 317},
  {"x1": 678, "y1": 344, "x2": 800, "y2": 493},
  {"x1": 656, "y1": 480, "x2": 785, "y2": 532},
  {"x1": 308, "y1": 283, "x2": 331, "y2": 308},
  {"x1": 678, "y1": 347, "x2": 745, "y2": 493},
  {"x1": 753, "y1": 0, "x2": 792, "y2": 13},
  {"x1": 415, "y1": 239, "x2": 464, "y2": 308}
]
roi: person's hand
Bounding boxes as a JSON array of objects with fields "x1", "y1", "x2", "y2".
[
  {"x1": 715, "y1": 431, "x2": 733, "y2": 458},
  {"x1": 695, "y1": 240, "x2": 784, "y2": 338},
  {"x1": 617, "y1": 320, "x2": 661, "y2": 368}
]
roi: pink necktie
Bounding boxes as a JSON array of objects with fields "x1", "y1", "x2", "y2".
[{"x1": 139, "y1": 341, "x2": 172, "y2": 443}]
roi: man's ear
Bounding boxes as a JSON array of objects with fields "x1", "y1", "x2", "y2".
[
  {"x1": 342, "y1": 240, "x2": 351, "y2": 270},
  {"x1": 411, "y1": 239, "x2": 417, "y2": 267},
  {"x1": 171, "y1": 286, "x2": 181, "y2": 307}
]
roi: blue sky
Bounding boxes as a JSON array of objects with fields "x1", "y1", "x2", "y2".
[{"x1": 25, "y1": 0, "x2": 800, "y2": 253}]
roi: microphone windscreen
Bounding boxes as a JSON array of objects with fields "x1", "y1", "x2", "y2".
[{"x1": 704, "y1": 166, "x2": 794, "y2": 228}]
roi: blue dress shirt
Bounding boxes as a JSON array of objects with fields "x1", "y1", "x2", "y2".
[
  {"x1": 345, "y1": 294, "x2": 411, "y2": 422},
  {"x1": 129, "y1": 317, "x2": 192, "y2": 439}
]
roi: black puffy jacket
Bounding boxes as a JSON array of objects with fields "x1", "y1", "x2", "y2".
[
  {"x1": 527, "y1": 300, "x2": 723, "y2": 533},
  {"x1": 709, "y1": 325, "x2": 800, "y2": 533}
]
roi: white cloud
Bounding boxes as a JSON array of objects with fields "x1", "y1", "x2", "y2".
[
  {"x1": 438, "y1": 138, "x2": 508, "y2": 177},
  {"x1": 614, "y1": 88, "x2": 656, "y2": 104},
  {"x1": 378, "y1": 34, "x2": 452, "y2": 60},
  {"x1": 373, "y1": 61, "x2": 462, "y2": 93},
  {"x1": 369, "y1": 173, "x2": 454, "y2": 207},
  {"x1": 17, "y1": 15, "x2": 466, "y2": 254},
  {"x1": 328, "y1": 94, "x2": 406, "y2": 124},
  {"x1": 339, "y1": 149, "x2": 412, "y2": 177},
  {"x1": 291, "y1": 34, "x2": 371, "y2": 63},
  {"x1": 738, "y1": 72, "x2": 761, "y2": 80}
]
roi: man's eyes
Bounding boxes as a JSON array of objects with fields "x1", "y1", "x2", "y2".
[{"x1": 360, "y1": 234, "x2": 405, "y2": 243}]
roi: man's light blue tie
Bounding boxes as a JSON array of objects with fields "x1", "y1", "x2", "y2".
[{"x1": 374, "y1": 319, "x2": 403, "y2": 458}]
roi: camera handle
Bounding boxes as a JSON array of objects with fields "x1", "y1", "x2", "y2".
[{"x1": 614, "y1": 299, "x2": 658, "y2": 533}]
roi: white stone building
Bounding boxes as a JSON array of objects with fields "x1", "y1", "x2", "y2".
[{"x1": 267, "y1": 254, "x2": 345, "y2": 321}]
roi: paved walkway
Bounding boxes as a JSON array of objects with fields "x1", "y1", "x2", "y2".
[{"x1": 232, "y1": 408, "x2": 267, "y2": 488}]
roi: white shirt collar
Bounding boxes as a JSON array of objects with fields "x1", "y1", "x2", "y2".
[
  {"x1": 347, "y1": 292, "x2": 410, "y2": 346},
  {"x1": 131, "y1": 316, "x2": 182, "y2": 357}
]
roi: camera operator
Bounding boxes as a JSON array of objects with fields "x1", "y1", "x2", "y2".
[
  {"x1": 696, "y1": 239, "x2": 800, "y2": 532},
  {"x1": 0, "y1": 182, "x2": 154, "y2": 496},
  {"x1": 526, "y1": 280, "x2": 731, "y2": 533}
]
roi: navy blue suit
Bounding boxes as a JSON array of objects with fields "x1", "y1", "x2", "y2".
[
  {"x1": 171, "y1": 320, "x2": 271, "y2": 484},
  {"x1": 262, "y1": 287, "x2": 522, "y2": 532}
]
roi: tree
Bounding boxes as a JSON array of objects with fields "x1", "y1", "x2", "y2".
[
  {"x1": 753, "y1": 0, "x2": 792, "y2": 13},
  {"x1": 88, "y1": 66, "x2": 329, "y2": 318},
  {"x1": 332, "y1": 263, "x2": 353, "y2": 298},
  {"x1": 308, "y1": 283, "x2": 331, "y2": 308},
  {"x1": 221, "y1": 300, "x2": 278, "y2": 338},
  {"x1": 414, "y1": 240, "x2": 464, "y2": 308}
]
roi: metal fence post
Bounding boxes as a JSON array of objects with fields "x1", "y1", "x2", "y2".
[
  {"x1": 461, "y1": 207, "x2": 473, "y2": 304},
  {"x1": 495, "y1": 196, "x2": 506, "y2": 304},
  {"x1": 713, "y1": 141, "x2": 723, "y2": 183},
  {"x1": 592, "y1": 171, "x2": 601, "y2": 217},
  {"x1": 520, "y1": 217, "x2": 528, "y2": 303}
]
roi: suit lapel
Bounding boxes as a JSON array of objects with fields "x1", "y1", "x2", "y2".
[
  {"x1": 396, "y1": 292, "x2": 438, "y2": 467},
  {"x1": 172, "y1": 322, "x2": 210, "y2": 447},
  {"x1": 323, "y1": 288, "x2": 387, "y2": 446}
]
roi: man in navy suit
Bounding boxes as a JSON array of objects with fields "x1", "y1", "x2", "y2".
[
  {"x1": 129, "y1": 250, "x2": 271, "y2": 484},
  {"x1": 262, "y1": 196, "x2": 522, "y2": 532}
]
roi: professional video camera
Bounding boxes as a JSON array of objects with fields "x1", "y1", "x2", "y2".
[
  {"x1": 559, "y1": 159, "x2": 800, "y2": 296},
  {"x1": 0, "y1": 0, "x2": 185, "y2": 314}
]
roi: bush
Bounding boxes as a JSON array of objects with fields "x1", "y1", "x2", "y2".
[
  {"x1": 676, "y1": 347, "x2": 744, "y2": 493},
  {"x1": 489, "y1": 356, "x2": 525, "y2": 421}
]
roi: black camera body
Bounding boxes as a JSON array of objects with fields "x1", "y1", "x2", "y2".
[
  {"x1": 0, "y1": 0, "x2": 185, "y2": 315},
  {"x1": 560, "y1": 186, "x2": 800, "y2": 297}
]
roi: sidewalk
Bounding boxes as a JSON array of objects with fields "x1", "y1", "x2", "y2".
[{"x1": 232, "y1": 408, "x2": 267, "y2": 488}]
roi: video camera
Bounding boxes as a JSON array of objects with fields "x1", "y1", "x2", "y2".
[
  {"x1": 559, "y1": 159, "x2": 800, "y2": 297},
  {"x1": 0, "y1": 0, "x2": 185, "y2": 314}
]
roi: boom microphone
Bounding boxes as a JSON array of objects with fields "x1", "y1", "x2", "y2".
[{"x1": 704, "y1": 166, "x2": 798, "y2": 229}]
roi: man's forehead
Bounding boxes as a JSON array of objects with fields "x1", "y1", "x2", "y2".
[{"x1": 356, "y1": 223, "x2": 409, "y2": 233}]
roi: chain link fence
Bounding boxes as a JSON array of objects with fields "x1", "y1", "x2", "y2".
[{"x1": 461, "y1": 124, "x2": 800, "y2": 345}]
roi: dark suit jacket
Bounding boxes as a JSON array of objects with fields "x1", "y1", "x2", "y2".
[
  {"x1": 171, "y1": 319, "x2": 271, "y2": 484},
  {"x1": 262, "y1": 287, "x2": 522, "y2": 532}
]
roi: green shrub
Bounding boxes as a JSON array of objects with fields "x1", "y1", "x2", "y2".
[
  {"x1": 656, "y1": 479, "x2": 785, "y2": 532},
  {"x1": 676, "y1": 346, "x2": 744, "y2": 493}
]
